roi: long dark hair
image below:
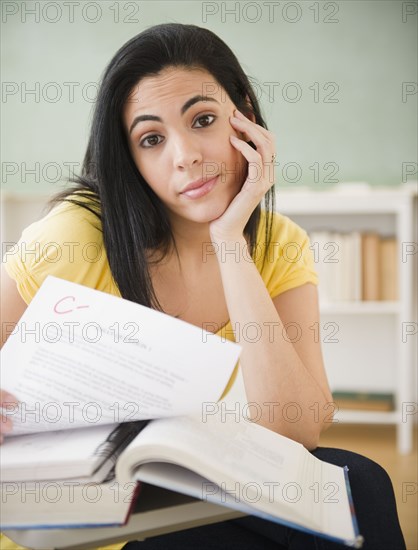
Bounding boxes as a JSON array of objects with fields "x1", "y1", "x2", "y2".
[{"x1": 49, "y1": 23, "x2": 275, "y2": 309}]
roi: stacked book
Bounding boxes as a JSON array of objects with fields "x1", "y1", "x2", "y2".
[{"x1": 308, "y1": 230, "x2": 398, "y2": 302}]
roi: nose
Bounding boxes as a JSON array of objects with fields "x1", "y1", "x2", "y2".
[{"x1": 171, "y1": 131, "x2": 203, "y2": 170}]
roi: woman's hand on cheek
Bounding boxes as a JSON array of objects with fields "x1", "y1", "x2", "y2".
[{"x1": 209, "y1": 109, "x2": 276, "y2": 243}]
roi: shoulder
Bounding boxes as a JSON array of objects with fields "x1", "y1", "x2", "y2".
[
  {"x1": 254, "y1": 210, "x2": 318, "y2": 298},
  {"x1": 254, "y1": 210, "x2": 311, "y2": 262},
  {"x1": 257, "y1": 210, "x2": 309, "y2": 243},
  {"x1": 3, "y1": 196, "x2": 118, "y2": 304},
  {"x1": 22, "y1": 197, "x2": 102, "y2": 247}
]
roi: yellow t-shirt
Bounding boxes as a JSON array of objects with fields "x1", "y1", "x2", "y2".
[{"x1": 2, "y1": 199, "x2": 317, "y2": 550}]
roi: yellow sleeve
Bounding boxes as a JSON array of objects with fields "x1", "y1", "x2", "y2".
[
  {"x1": 0, "y1": 533, "x2": 127, "y2": 550},
  {"x1": 0, "y1": 534, "x2": 23, "y2": 550},
  {"x1": 256, "y1": 211, "x2": 318, "y2": 298},
  {"x1": 96, "y1": 544, "x2": 127, "y2": 550},
  {"x1": 2, "y1": 199, "x2": 119, "y2": 304}
]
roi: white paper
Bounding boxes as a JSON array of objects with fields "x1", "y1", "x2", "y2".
[{"x1": 1, "y1": 276, "x2": 241, "y2": 435}]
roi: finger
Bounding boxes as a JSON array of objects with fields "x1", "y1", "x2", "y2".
[
  {"x1": 229, "y1": 134, "x2": 261, "y2": 166},
  {"x1": 0, "y1": 392, "x2": 18, "y2": 437},
  {"x1": 230, "y1": 115, "x2": 271, "y2": 145},
  {"x1": 230, "y1": 136, "x2": 272, "y2": 195},
  {"x1": 0, "y1": 415, "x2": 13, "y2": 434},
  {"x1": 0, "y1": 390, "x2": 19, "y2": 407},
  {"x1": 233, "y1": 109, "x2": 272, "y2": 138},
  {"x1": 230, "y1": 117, "x2": 273, "y2": 165}
]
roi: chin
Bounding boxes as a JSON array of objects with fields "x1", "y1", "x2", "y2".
[{"x1": 187, "y1": 198, "x2": 233, "y2": 224}]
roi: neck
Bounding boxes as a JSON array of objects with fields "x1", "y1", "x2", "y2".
[
  {"x1": 148, "y1": 215, "x2": 217, "y2": 272},
  {"x1": 169, "y1": 211, "x2": 216, "y2": 257}
]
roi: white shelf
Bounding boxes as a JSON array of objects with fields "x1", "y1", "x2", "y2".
[
  {"x1": 319, "y1": 301, "x2": 400, "y2": 315},
  {"x1": 278, "y1": 184, "x2": 417, "y2": 454},
  {"x1": 333, "y1": 410, "x2": 399, "y2": 424},
  {"x1": 276, "y1": 185, "x2": 417, "y2": 215}
]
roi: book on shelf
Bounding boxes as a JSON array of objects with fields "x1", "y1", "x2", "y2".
[
  {"x1": 361, "y1": 232, "x2": 380, "y2": 301},
  {"x1": 309, "y1": 230, "x2": 338, "y2": 303},
  {"x1": 308, "y1": 230, "x2": 398, "y2": 303},
  {"x1": 0, "y1": 276, "x2": 364, "y2": 547},
  {"x1": 332, "y1": 391, "x2": 395, "y2": 412},
  {"x1": 379, "y1": 238, "x2": 398, "y2": 301},
  {"x1": 361, "y1": 232, "x2": 398, "y2": 301}
]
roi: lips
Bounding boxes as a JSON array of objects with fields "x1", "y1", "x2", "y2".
[{"x1": 180, "y1": 175, "x2": 219, "y2": 199}]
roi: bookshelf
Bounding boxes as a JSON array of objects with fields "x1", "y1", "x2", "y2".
[{"x1": 277, "y1": 184, "x2": 417, "y2": 454}]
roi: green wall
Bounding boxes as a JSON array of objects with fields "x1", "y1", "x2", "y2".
[{"x1": 2, "y1": 0, "x2": 417, "y2": 194}]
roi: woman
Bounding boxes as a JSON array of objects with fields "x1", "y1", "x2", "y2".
[{"x1": 0, "y1": 23, "x2": 405, "y2": 549}]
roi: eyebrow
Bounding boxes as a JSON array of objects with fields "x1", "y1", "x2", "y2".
[{"x1": 128, "y1": 95, "x2": 220, "y2": 135}]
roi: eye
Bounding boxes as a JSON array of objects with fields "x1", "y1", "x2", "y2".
[
  {"x1": 139, "y1": 134, "x2": 163, "y2": 148},
  {"x1": 193, "y1": 114, "x2": 216, "y2": 128}
]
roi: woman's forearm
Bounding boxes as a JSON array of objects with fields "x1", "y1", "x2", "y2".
[{"x1": 212, "y1": 236, "x2": 330, "y2": 450}]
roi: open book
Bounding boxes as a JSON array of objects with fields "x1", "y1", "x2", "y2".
[{"x1": 1, "y1": 414, "x2": 363, "y2": 547}]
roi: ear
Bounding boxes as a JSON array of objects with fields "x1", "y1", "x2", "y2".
[
  {"x1": 237, "y1": 96, "x2": 256, "y2": 145},
  {"x1": 245, "y1": 110, "x2": 256, "y2": 123},
  {"x1": 243, "y1": 95, "x2": 256, "y2": 123}
]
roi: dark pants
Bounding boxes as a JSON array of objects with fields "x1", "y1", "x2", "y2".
[{"x1": 122, "y1": 447, "x2": 406, "y2": 550}]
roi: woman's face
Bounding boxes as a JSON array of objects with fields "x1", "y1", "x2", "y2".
[{"x1": 123, "y1": 66, "x2": 250, "y2": 225}]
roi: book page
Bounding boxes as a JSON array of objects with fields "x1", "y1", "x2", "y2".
[
  {"x1": 1, "y1": 276, "x2": 241, "y2": 435},
  {"x1": 117, "y1": 415, "x2": 305, "y2": 511}
]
